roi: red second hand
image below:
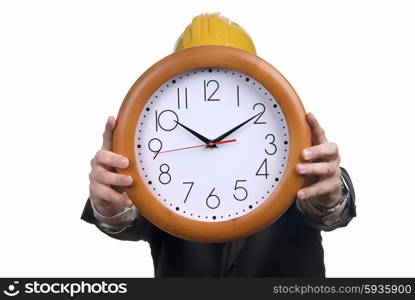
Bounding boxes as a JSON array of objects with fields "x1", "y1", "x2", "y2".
[{"x1": 158, "y1": 139, "x2": 237, "y2": 154}]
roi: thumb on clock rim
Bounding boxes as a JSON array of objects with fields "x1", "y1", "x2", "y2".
[{"x1": 102, "y1": 116, "x2": 116, "y2": 151}]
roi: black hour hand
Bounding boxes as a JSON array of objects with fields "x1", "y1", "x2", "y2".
[{"x1": 175, "y1": 121, "x2": 214, "y2": 146}]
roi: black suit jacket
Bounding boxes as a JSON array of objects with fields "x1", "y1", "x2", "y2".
[{"x1": 81, "y1": 168, "x2": 356, "y2": 277}]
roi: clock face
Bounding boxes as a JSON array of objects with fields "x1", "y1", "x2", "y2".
[{"x1": 135, "y1": 67, "x2": 289, "y2": 222}]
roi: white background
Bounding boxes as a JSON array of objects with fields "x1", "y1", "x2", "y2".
[{"x1": 0, "y1": 0, "x2": 414, "y2": 277}]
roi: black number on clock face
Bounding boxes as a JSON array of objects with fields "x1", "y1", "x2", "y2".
[
  {"x1": 182, "y1": 181, "x2": 194, "y2": 203},
  {"x1": 177, "y1": 87, "x2": 188, "y2": 109},
  {"x1": 155, "y1": 110, "x2": 179, "y2": 132},
  {"x1": 159, "y1": 163, "x2": 171, "y2": 185},
  {"x1": 233, "y1": 180, "x2": 248, "y2": 201},
  {"x1": 265, "y1": 134, "x2": 277, "y2": 155},
  {"x1": 206, "y1": 188, "x2": 220, "y2": 209},
  {"x1": 148, "y1": 138, "x2": 162, "y2": 159},
  {"x1": 204, "y1": 80, "x2": 220, "y2": 101},
  {"x1": 253, "y1": 103, "x2": 267, "y2": 124},
  {"x1": 256, "y1": 158, "x2": 269, "y2": 179},
  {"x1": 236, "y1": 85, "x2": 240, "y2": 107}
]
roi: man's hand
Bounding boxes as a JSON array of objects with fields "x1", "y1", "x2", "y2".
[
  {"x1": 89, "y1": 116, "x2": 134, "y2": 217},
  {"x1": 296, "y1": 113, "x2": 342, "y2": 208}
]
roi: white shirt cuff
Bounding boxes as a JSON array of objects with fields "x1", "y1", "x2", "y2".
[
  {"x1": 91, "y1": 201, "x2": 138, "y2": 230},
  {"x1": 296, "y1": 195, "x2": 348, "y2": 226}
]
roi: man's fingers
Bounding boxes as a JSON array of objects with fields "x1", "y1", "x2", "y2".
[
  {"x1": 102, "y1": 116, "x2": 116, "y2": 150},
  {"x1": 125, "y1": 196, "x2": 133, "y2": 207},
  {"x1": 94, "y1": 149, "x2": 129, "y2": 169},
  {"x1": 302, "y1": 142, "x2": 339, "y2": 161},
  {"x1": 306, "y1": 112, "x2": 328, "y2": 145},
  {"x1": 94, "y1": 169, "x2": 133, "y2": 187},
  {"x1": 121, "y1": 191, "x2": 134, "y2": 207},
  {"x1": 90, "y1": 182, "x2": 129, "y2": 206},
  {"x1": 296, "y1": 162, "x2": 340, "y2": 177},
  {"x1": 297, "y1": 178, "x2": 341, "y2": 200}
]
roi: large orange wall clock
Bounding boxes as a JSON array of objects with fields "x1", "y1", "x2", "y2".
[{"x1": 113, "y1": 13, "x2": 311, "y2": 243}]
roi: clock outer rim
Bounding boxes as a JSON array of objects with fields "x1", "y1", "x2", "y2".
[{"x1": 113, "y1": 45, "x2": 311, "y2": 243}]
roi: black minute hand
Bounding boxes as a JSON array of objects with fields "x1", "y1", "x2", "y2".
[
  {"x1": 175, "y1": 121, "x2": 213, "y2": 145},
  {"x1": 211, "y1": 113, "x2": 261, "y2": 144}
]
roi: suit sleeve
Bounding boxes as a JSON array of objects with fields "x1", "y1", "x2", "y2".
[
  {"x1": 80, "y1": 198, "x2": 156, "y2": 242},
  {"x1": 296, "y1": 167, "x2": 357, "y2": 232}
]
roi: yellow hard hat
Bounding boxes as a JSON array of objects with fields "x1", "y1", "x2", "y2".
[{"x1": 174, "y1": 13, "x2": 256, "y2": 55}]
